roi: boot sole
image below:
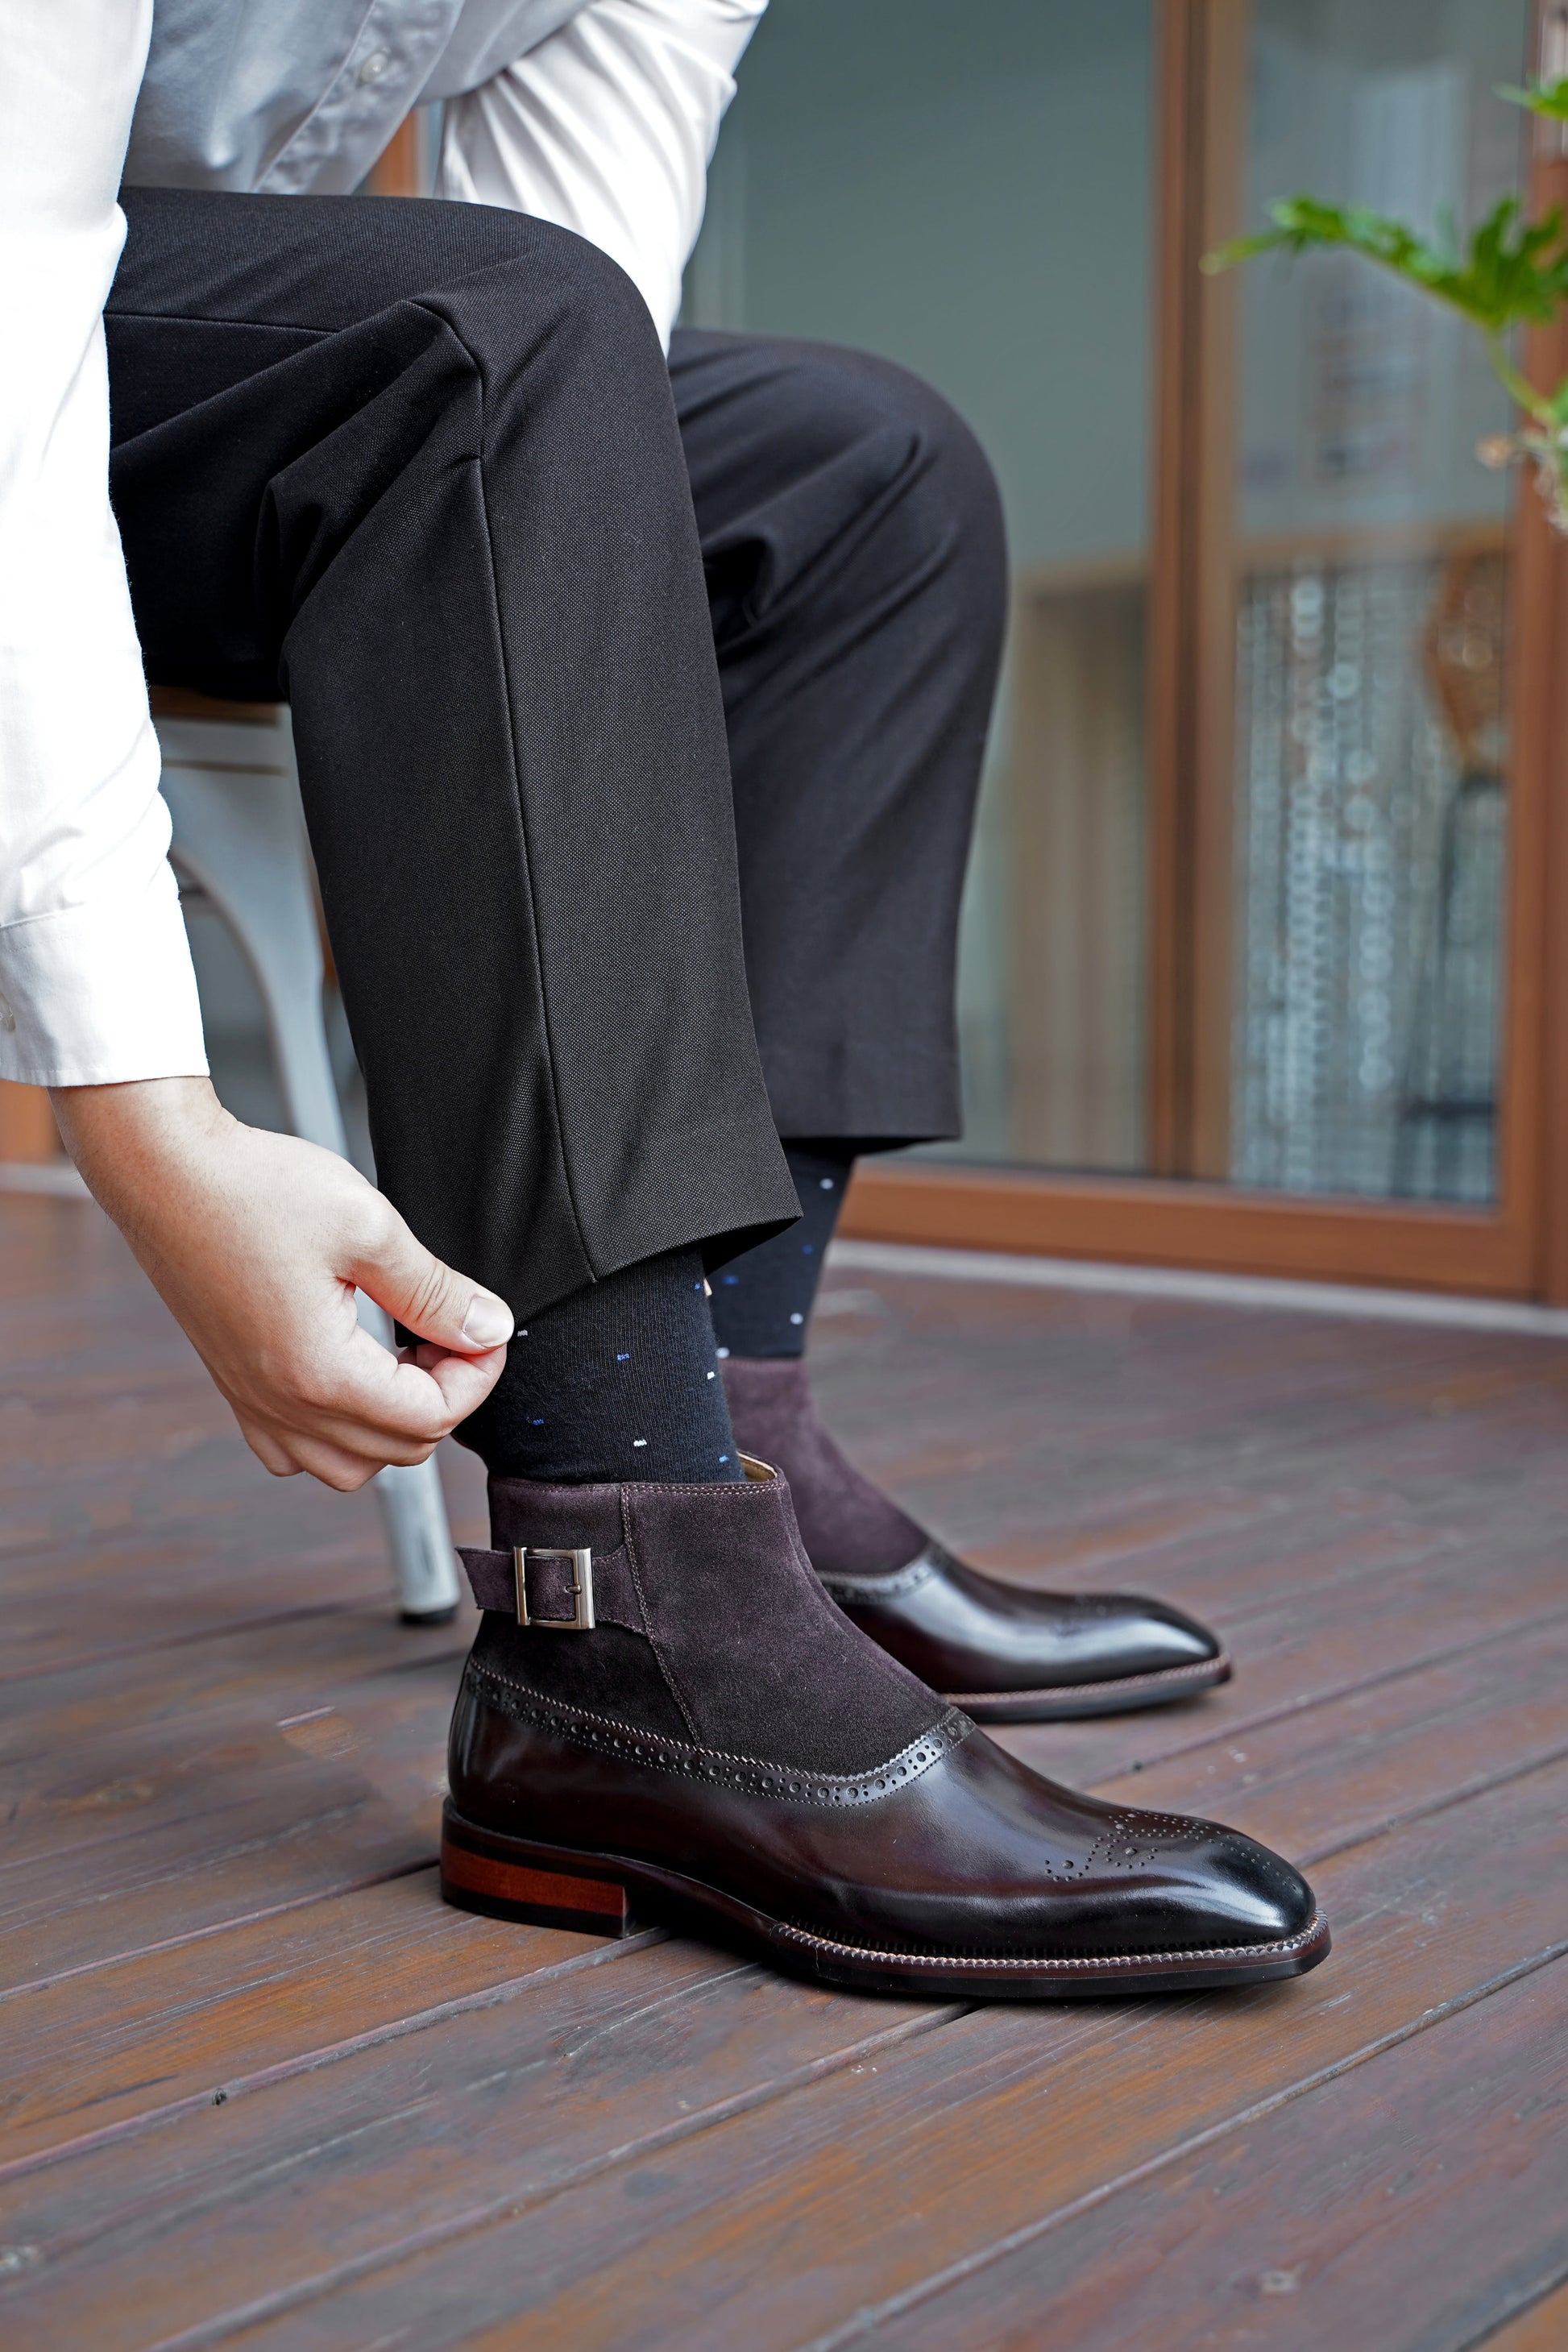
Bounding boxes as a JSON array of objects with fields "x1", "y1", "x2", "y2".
[
  {"x1": 947, "y1": 1650, "x2": 1232, "y2": 1723},
  {"x1": 439, "y1": 1800, "x2": 1329, "y2": 1999}
]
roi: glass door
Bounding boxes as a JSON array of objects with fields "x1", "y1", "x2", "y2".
[
  {"x1": 1215, "y1": 0, "x2": 1529, "y2": 1207},
  {"x1": 683, "y1": 0, "x2": 1161, "y2": 1176},
  {"x1": 689, "y1": 0, "x2": 1568, "y2": 1296}
]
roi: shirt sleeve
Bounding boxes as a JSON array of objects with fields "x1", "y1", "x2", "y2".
[
  {"x1": 436, "y1": 0, "x2": 766, "y2": 348},
  {"x1": 0, "y1": 0, "x2": 208, "y2": 1087}
]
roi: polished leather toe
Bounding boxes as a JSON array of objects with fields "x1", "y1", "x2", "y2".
[
  {"x1": 821, "y1": 1543, "x2": 1230, "y2": 1720},
  {"x1": 446, "y1": 1662, "x2": 1327, "y2": 1997},
  {"x1": 813, "y1": 1730, "x2": 1318, "y2": 1963}
]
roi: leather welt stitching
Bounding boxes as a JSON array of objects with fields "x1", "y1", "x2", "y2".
[
  {"x1": 942, "y1": 1653, "x2": 1234, "y2": 1704},
  {"x1": 466, "y1": 1662, "x2": 969, "y2": 1807},
  {"x1": 769, "y1": 1913, "x2": 1327, "y2": 1970}
]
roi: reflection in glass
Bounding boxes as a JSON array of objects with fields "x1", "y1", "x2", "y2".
[
  {"x1": 688, "y1": 0, "x2": 1528, "y2": 1200},
  {"x1": 1229, "y1": 0, "x2": 1528, "y2": 1201},
  {"x1": 683, "y1": 0, "x2": 1155, "y2": 1171}
]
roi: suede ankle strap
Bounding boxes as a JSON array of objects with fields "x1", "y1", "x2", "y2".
[
  {"x1": 471, "y1": 1461, "x2": 780, "y2": 1634},
  {"x1": 458, "y1": 1540, "x2": 648, "y2": 1633}
]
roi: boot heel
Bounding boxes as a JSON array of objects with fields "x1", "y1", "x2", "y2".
[{"x1": 440, "y1": 1815, "x2": 636, "y2": 1937}]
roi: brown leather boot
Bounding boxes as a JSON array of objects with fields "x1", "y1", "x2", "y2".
[
  {"x1": 721, "y1": 1356, "x2": 1230, "y2": 1722},
  {"x1": 440, "y1": 1458, "x2": 1326, "y2": 1997}
]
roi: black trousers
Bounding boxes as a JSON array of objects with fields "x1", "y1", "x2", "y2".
[{"x1": 107, "y1": 189, "x2": 1006, "y2": 1320}]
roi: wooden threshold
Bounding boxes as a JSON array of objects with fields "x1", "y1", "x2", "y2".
[{"x1": 840, "y1": 1161, "x2": 1534, "y2": 1298}]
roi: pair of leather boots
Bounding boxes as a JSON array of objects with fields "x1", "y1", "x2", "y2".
[{"x1": 442, "y1": 1362, "x2": 1328, "y2": 1999}]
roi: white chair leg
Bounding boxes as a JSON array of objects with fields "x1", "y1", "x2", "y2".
[
  {"x1": 356, "y1": 1297, "x2": 465, "y2": 1623},
  {"x1": 158, "y1": 721, "x2": 463, "y2": 1624}
]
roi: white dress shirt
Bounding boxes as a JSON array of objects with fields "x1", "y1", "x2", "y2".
[
  {"x1": 0, "y1": 0, "x2": 763, "y2": 1091},
  {"x1": 436, "y1": 0, "x2": 761, "y2": 348}
]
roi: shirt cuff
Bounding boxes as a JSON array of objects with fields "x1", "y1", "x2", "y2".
[{"x1": 0, "y1": 863, "x2": 209, "y2": 1086}]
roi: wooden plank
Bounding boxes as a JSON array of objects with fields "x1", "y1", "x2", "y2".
[
  {"x1": 0, "y1": 1555, "x2": 413, "y2": 1689},
  {"x1": 18, "y1": 1263, "x2": 1561, "y2": 1861},
  {"x1": 0, "y1": 1645, "x2": 455, "y2": 1830},
  {"x1": 9, "y1": 1584, "x2": 1568, "y2": 2182},
  {"x1": 338, "y1": 1769, "x2": 1560, "y2": 2352},
  {"x1": 0, "y1": 1879, "x2": 653, "y2": 2171},
  {"x1": 0, "y1": 1776, "x2": 434, "y2": 1997},
  {"x1": 1089, "y1": 1608, "x2": 1568, "y2": 1868},
  {"x1": 0, "y1": 1464, "x2": 1543, "y2": 2089},
  {"x1": 856, "y1": 1949, "x2": 1568, "y2": 2352},
  {"x1": 0, "y1": 1461, "x2": 484, "y2": 1687},
  {"x1": 1478, "y1": 2279, "x2": 1568, "y2": 2352},
  {"x1": 0, "y1": 1495, "x2": 1541, "y2": 1926},
  {"x1": 4, "y1": 1482, "x2": 1560, "y2": 1981},
  {"x1": 5, "y1": 1209, "x2": 1568, "y2": 2348},
  {"x1": 0, "y1": 1627, "x2": 472, "y2": 1991},
  {"x1": 812, "y1": 1274, "x2": 1568, "y2": 1512},
  {"x1": 8, "y1": 1748, "x2": 1559, "y2": 2350},
  {"x1": 4, "y1": 1574, "x2": 1565, "y2": 2302},
  {"x1": 2, "y1": 1231, "x2": 1560, "y2": 1964},
  {"x1": 1006, "y1": 1529, "x2": 1568, "y2": 1795},
  {"x1": 0, "y1": 1603, "x2": 467, "y2": 1776},
  {"x1": 0, "y1": 1946, "x2": 954, "y2": 2350}
]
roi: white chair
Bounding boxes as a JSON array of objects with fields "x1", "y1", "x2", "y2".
[{"x1": 151, "y1": 689, "x2": 463, "y2": 1624}]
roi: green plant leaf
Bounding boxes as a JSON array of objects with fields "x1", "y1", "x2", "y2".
[
  {"x1": 1496, "y1": 75, "x2": 1568, "y2": 122},
  {"x1": 1203, "y1": 77, "x2": 1568, "y2": 530},
  {"x1": 1203, "y1": 193, "x2": 1568, "y2": 337}
]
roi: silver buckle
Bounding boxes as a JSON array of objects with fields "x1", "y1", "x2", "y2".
[{"x1": 513, "y1": 1545, "x2": 595, "y2": 1631}]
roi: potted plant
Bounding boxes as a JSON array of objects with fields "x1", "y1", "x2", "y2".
[{"x1": 1206, "y1": 75, "x2": 1568, "y2": 530}]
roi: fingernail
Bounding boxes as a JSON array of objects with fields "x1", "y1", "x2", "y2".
[{"x1": 462, "y1": 1296, "x2": 514, "y2": 1347}]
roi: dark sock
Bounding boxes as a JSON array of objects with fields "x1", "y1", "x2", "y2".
[
  {"x1": 708, "y1": 1144, "x2": 852, "y2": 1360},
  {"x1": 456, "y1": 1245, "x2": 743, "y2": 1484}
]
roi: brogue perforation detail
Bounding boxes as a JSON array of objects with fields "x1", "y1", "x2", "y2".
[
  {"x1": 1077, "y1": 1806, "x2": 1217, "y2": 1874},
  {"x1": 466, "y1": 1660, "x2": 971, "y2": 1807},
  {"x1": 817, "y1": 1544, "x2": 947, "y2": 1606}
]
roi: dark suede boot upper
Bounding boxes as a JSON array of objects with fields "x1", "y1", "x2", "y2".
[
  {"x1": 720, "y1": 1355, "x2": 927, "y2": 1577},
  {"x1": 462, "y1": 1461, "x2": 948, "y2": 1777}
]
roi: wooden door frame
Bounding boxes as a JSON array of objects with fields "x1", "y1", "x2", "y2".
[
  {"x1": 844, "y1": 0, "x2": 1568, "y2": 1301},
  {"x1": 1147, "y1": 0, "x2": 1247, "y2": 1181}
]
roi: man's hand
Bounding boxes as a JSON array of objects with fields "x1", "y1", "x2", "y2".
[{"x1": 52, "y1": 1076, "x2": 512, "y2": 1491}]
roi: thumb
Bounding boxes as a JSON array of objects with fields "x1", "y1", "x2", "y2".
[{"x1": 353, "y1": 1211, "x2": 514, "y2": 1353}]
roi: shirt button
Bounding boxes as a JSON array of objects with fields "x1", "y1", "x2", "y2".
[{"x1": 359, "y1": 48, "x2": 390, "y2": 82}]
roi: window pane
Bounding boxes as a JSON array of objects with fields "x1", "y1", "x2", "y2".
[
  {"x1": 1228, "y1": 0, "x2": 1530, "y2": 1201},
  {"x1": 685, "y1": 0, "x2": 1155, "y2": 1170}
]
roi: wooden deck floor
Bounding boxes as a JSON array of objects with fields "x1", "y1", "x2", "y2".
[{"x1": 2, "y1": 1192, "x2": 1566, "y2": 2350}]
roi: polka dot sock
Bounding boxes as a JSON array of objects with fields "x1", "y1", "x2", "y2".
[
  {"x1": 708, "y1": 1145, "x2": 852, "y2": 1361},
  {"x1": 455, "y1": 1244, "x2": 743, "y2": 1485}
]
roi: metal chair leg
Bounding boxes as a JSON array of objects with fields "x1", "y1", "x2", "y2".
[{"x1": 157, "y1": 714, "x2": 463, "y2": 1624}]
